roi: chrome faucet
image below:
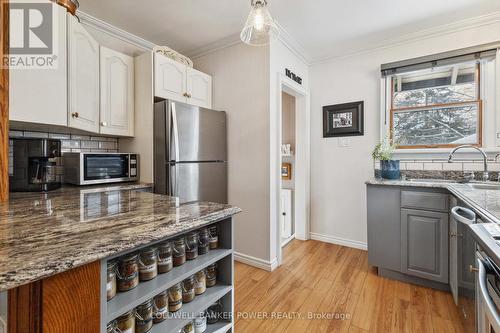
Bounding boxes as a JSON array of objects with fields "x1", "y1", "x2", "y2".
[{"x1": 448, "y1": 145, "x2": 489, "y2": 182}]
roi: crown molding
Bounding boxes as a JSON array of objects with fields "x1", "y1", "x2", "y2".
[
  {"x1": 187, "y1": 19, "x2": 311, "y2": 65},
  {"x1": 77, "y1": 11, "x2": 157, "y2": 51},
  {"x1": 311, "y1": 10, "x2": 500, "y2": 65}
]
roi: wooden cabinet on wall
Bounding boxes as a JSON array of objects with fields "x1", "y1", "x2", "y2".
[
  {"x1": 100, "y1": 47, "x2": 134, "y2": 136},
  {"x1": 9, "y1": 5, "x2": 68, "y2": 127},
  {"x1": 154, "y1": 53, "x2": 212, "y2": 108},
  {"x1": 67, "y1": 14, "x2": 100, "y2": 133}
]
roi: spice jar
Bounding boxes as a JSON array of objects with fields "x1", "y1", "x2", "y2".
[
  {"x1": 194, "y1": 270, "x2": 206, "y2": 295},
  {"x1": 183, "y1": 321, "x2": 194, "y2": 333},
  {"x1": 135, "y1": 299, "x2": 153, "y2": 333},
  {"x1": 139, "y1": 247, "x2": 158, "y2": 281},
  {"x1": 157, "y1": 242, "x2": 173, "y2": 274},
  {"x1": 168, "y1": 282, "x2": 183, "y2": 312},
  {"x1": 107, "y1": 260, "x2": 118, "y2": 301},
  {"x1": 117, "y1": 253, "x2": 140, "y2": 292},
  {"x1": 194, "y1": 314, "x2": 207, "y2": 333},
  {"x1": 107, "y1": 320, "x2": 119, "y2": 333},
  {"x1": 182, "y1": 275, "x2": 196, "y2": 303},
  {"x1": 206, "y1": 264, "x2": 217, "y2": 288},
  {"x1": 153, "y1": 290, "x2": 168, "y2": 324},
  {"x1": 185, "y1": 232, "x2": 199, "y2": 260},
  {"x1": 173, "y1": 238, "x2": 186, "y2": 267},
  {"x1": 208, "y1": 225, "x2": 219, "y2": 250},
  {"x1": 116, "y1": 310, "x2": 135, "y2": 333},
  {"x1": 198, "y1": 228, "x2": 210, "y2": 255},
  {"x1": 206, "y1": 301, "x2": 222, "y2": 324}
]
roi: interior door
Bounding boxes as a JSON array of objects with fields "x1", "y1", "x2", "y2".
[
  {"x1": 100, "y1": 46, "x2": 135, "y2": 136},
  {"x1": 172, "y1": 102, "x2": 226, "y2": 162},
  {"x1": 167, "y1": 162, "x2": 227, "y2": 204},
  {"x1": 281, "y1": 189, "x2": 292, "y2": 239},
  {"x1": 68, "y1": 15, "x2": 100, "y2": 133}
]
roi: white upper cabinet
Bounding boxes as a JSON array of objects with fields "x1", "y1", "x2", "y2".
[
  {"x1": 154, "y1": 53, "x2": 212, "y2": 108},
  {"x1": 186, "y1": 67, "x2": 212, "y2": 108},
  {"x1": 154, "y1": 54, "x2": 186, "y2": 102},
  {"x1": 9, "y1": 5, "x2": 68, "y2": 126},
  {"x1": 68, "y1": 15, "x2": 100, "y2": 133},
  {"x1": 100, "y1": 47, "x2": 134, "y2": 136}
]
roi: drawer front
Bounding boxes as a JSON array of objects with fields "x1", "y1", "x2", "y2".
[{"x1": 401, "y1": 190, "x2": 449, "y2": 212}]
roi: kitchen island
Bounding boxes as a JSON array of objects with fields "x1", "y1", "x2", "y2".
[{"x1": 1, "y1": 183, "x2": 240, "y2": 333}]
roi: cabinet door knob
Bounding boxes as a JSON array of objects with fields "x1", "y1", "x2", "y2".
[
  {"x1": 101, "y1": 121, "x2": 107, "y2": 127},
  {"x1": 72, "y1": 112, "x2": 79, "y2": 118},
  {"x1": 470, "y1": 265, "x2": 479, "y2": 273}
]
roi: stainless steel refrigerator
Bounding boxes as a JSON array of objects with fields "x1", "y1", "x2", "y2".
[{"x1": 154, "y1": 100, "x2": 227, "y2": 204}]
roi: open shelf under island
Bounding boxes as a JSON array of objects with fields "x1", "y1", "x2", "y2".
[{"x1": 0, "y1": 183, "x2": 240, "y2": 333}]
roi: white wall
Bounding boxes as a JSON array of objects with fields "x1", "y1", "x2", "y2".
[
  {"x1": 309, "y1": 19, "x2": 500, "y2": 249},
  {"x1": 194, "y1": 43, "x2": 272, "y2": 262}
]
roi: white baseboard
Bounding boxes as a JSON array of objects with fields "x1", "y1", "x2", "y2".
[
  {"x1": 234, "y1": 252, "x2": 278, "y2": 272},
  {"x1": 309, "y1": 232, "x2": 367, "y2": 251}
]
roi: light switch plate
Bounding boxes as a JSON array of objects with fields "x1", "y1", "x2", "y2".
[{"x1": 338, "y1": 138, "x2": 349, "y2": 147}]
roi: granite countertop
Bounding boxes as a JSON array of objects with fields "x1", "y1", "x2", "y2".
[
  {"x1": 0, "y1": 185, "x2": 241, "y2": 291},
  {"x1": 365, "y1": 178, "x2": 452, "y2": 189}
]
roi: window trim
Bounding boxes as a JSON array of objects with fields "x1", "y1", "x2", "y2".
[{"x1": 389, "y1": 63, "x2": 483, "y2": 149}]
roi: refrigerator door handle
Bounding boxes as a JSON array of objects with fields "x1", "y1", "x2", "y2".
[
  {"x1": 171, "y1": 102, "x2": 180, "y2": 162},
  {"x1": 168, "y1": 164, "x2": 178, "y2": 197}
]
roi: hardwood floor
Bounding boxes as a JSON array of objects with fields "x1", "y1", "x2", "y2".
[{"x1": 234, "y1": 239, "x2": 464, "y2": 333}]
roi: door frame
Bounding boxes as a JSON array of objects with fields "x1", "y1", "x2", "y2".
[{"x1": 274, "y1": 73, "x2": 311, "y2": 267}]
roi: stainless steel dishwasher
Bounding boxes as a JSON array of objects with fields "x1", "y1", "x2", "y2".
[
  {"x1": 451, "y1": 202, "x2": 478, "y2": 333},
  {"x1": 476, "y1": 250, "x2": 500, "y2": 333}
]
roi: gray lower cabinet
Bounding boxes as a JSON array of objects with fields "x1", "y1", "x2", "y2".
[
  {"x1": 401, "y1": 208, "x2": 449, "y2": 283},
  {"x1": 367, "y1": 185, "x2": 401, "y2": 271}
]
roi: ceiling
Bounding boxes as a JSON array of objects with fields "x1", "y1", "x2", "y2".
[{"x1": 79, "y1": 0, "x2": 500, "y2": 62}]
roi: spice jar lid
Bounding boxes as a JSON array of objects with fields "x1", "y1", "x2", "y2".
[
  {"x1": 141, "y1": 247, "x2": 158, "y2": 256},
  {"x1": 198, "y1": 228, "x2": 209, "y2": 235},
  {"x1": 120, "y1": 253, "x2": 139, "y2": 262},
  {"x1": 159, "y1": 242, "x2": 172, "y2": 251},
  {"x1": 117, "y1": 309, "x2": 134, "y2": 321},
  {"x1": 186, "y1": 231, "x2": 199, "y2": 238},
  {"x1": 106, "y1": 320, "x2": 117, "y2": 330},
  {"x1": 174, "y1": 238, "x2": 185, "y2": 245},
  {"x1": 136, "y1": 299, "x2": 153, "y2": 311},
  {"x1": 183, "y1": 275, "x2": 195, "y2": 284},
  {"x1": 155, "y1": 290, "x2": 168, "y2": 298},
  {"x1": 107, "y1": 260, "x2": 118, "y2": 271}
]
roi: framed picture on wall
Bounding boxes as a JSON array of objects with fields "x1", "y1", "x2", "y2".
[
  {"x1": 281, "y1": 163, "x2": 292, "y2": 180},
  {"x1": 323, "y1": 101, "x2": 364, "y2": 137}
]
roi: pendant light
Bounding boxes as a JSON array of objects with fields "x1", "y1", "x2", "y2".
[{"x1": 240, "y1": 0, "x2": 278, "y2": 46}]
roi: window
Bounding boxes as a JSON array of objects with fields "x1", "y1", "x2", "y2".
[{"x1": 390, "y1": 62, "x2": 482, "y2": 148}]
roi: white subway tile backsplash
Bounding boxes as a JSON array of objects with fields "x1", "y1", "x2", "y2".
[
  {"x1": 61, "y1": 140, "x2": 80, "y2": 149},
  {"x1": 442, "y1": 162, "x2": 463, "y2": 171},
  {"x1": 24, "y1": 131, "x2": 48, "y2": 138},
  {"x1": 99, "y1": 141, "x2": 117, "y2": 150},
  {"x1": 489, "y1": 163, "x2": 500, "y2": 172},
  {"x1": 81, "y1": 141, "x2": 99, "y2": 149},
  {"x1": 423, "y1": 163, "x2": 442, "y2": 171},
  {"x1": 49, "y1": 133, "x2": 71, "y2": 140},
  {"x1": 405, "y1": 162, "x2": 424, "y2": 171},
  {"x1": 463, "y1": 163, "x2": 484, "y2": 171},
  {"x1": 70, "y1": 134, "x2": 90, "y2": 140}
]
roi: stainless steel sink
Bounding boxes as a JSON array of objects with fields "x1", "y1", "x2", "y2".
[{"x1": 466, "y1": 183, "x2": 500, "y2": 190}]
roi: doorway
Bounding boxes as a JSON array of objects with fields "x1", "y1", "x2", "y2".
[
  {"x1": 275, "y1": 74, "x2": 311, "y2": 267},
  {"x1": 280, "y1": 92, "x2": 296, "y2": 247}
]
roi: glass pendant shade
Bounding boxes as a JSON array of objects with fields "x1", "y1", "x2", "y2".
[{"x1": 240, "y1": 0, "x2": 278, "y2": 46}]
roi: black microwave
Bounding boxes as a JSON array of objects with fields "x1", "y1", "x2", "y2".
[{"x1": 63, "y1": 153, "x2": 139, "y2": 185}]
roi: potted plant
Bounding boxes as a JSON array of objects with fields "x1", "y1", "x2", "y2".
[{"x1": 372, "y1": 134, "x2": 400, "y2": 180}]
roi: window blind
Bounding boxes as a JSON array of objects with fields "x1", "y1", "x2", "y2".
[{"x1": 381, "y1": 42, "x2": 499, "y2": 77}]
